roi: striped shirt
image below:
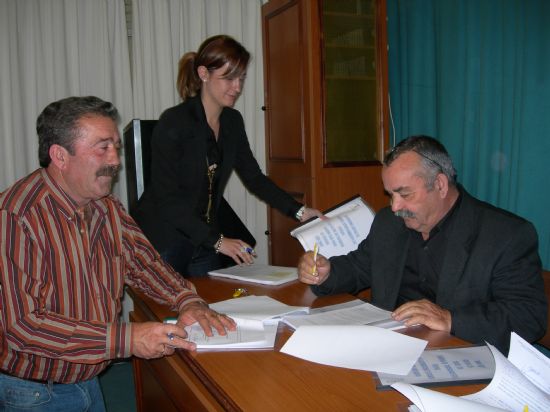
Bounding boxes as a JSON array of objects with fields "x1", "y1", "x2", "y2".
[{"x1": 0, "y1": 169, "x2": 204, "y2": 383}]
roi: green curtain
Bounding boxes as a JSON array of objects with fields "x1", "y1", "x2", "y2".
[{"x1": 387, "y1": 0, "x2": 550, "y2": 269}]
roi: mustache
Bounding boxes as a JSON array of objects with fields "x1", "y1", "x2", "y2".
[
  {"x1": 394, "y1": 209, "x2": 415, "y2": 219},
  {"x1": 96, "y1": 164, "x2": 121, "y2": 177}
]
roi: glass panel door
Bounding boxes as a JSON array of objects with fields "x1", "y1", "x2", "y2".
[{"x1": 322, "y1": 0, "x2": 381, "y2": 164}]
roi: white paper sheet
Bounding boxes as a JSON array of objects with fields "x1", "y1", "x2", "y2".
[
  {"x1": 280, "y1": 325, "x2": 427, "y2": 375},
  {"x1": 393, "y1": 382, "x2": 507, "y2": 412},
  {"x1": 210, "y1": 295, "x2": 309, "y2": 323},
  {"x1": 208, "y1": 263, "x2": 298, "y2": 285},
  {"x1": 508, "y1": 332, "x2": 550, "y2": 394},
  {"x1": 463, "y1": 343, "x2": 550, "y2": 412},
  {"x1": 282, "y1": 301, "x2": 405, "y2": 330}
]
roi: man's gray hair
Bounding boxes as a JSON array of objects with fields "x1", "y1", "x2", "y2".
[{"x1": 384, "y1": 135, "x2": 457, "y2": 188}]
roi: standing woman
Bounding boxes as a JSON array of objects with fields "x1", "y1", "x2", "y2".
[{"x1": 135, "y1": 35, "x2": 321, "y2": 276}]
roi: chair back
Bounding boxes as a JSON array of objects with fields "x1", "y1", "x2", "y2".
[
  {"x1": 538, "y1": 270, "x2": 550, "y2": 349},
  {"x1": 122, "y1": 119, "x2": 256, "y2": 251},
  {"x1": 123, "y1": 119, "x2": 158, "y2": 216}
]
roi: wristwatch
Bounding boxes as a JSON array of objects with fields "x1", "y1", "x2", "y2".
[{"x1": 295, "y1": 206, "x2": 306, "y2": 221}]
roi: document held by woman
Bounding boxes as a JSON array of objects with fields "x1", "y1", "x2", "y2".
[{"x1": 290, "y1": 195, "x2": 375, "y2": 258}]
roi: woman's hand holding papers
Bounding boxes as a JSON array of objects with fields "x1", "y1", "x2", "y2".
[
  {"x1": 299, "y1": 207, "x2": 325, "y2": 222},
  {"x1": 298, "y1": 250, "x2": 331, "y2": 285}
]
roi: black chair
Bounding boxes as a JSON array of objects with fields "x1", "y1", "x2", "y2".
[
  {"x1": 123, "y1": 119, "x2": 256, "y2": 258},
  {"x1": 123, "y1": 119, "x2": 157, "y2": 217}
]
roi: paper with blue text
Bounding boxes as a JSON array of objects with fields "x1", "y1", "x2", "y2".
[
  {"x1": 290, "y1": 195, "x2": 374, "y2": 257},
  {"x1": 376, "y1": 345, "x2": 495, "y2": 388},
  {"x1": 393, "y1": 333, "x2": 550, "y2": 412}
]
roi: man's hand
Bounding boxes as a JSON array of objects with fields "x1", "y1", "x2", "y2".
[
  {"x1": 177, "y1": 301, "x2": 237, "y2": 337},
  {"x1": 298, "y1": 251, "x2": 331, "y2": 285},
  {"x1": 392, "y1": 299, "x2": 452, "y2": 332},
  {"x1": 132, "y1": 321, "x2": 195, "y2": 359}
]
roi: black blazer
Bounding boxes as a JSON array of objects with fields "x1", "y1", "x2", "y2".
[
  {"x1": 313, "y1": 187, "x2": 547, "y2": 353},
  {"x1": 134, "y1": 96, "x2": 301, "y2": 252}
]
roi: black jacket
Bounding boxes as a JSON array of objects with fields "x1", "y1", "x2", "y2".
[
  {"x1": 134, "y1": 96, "x2": 301, "y2": 252},
  {"x1": 313, "y1": 187, "x2": 547, "y2": 353}
]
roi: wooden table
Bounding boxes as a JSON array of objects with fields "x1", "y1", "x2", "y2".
[{"x1": 129, "y1": 277, "x2": 485, "y2": 411}]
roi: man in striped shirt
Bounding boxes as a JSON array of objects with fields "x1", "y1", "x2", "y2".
[{"x1": 0, "y1": 96, "x2": 235, "y2": 411}]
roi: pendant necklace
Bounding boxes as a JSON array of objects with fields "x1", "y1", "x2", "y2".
[{"x1": 205, "y1": 157, "x2": 217, "y2": 223}]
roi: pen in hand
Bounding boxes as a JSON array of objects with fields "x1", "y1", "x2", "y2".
[
  {"x1": 312, "y1": 242, "x2": 319, "y2": 277},
  {"x1": 241, "y1": 246, "x2": 256, "y2": 256}
]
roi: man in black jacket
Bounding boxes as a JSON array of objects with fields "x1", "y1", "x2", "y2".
[{"x1": 298, "y1": 135, "x2": 547, "y2": 353}]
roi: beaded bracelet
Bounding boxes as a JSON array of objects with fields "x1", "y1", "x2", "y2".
[{"x1": 215, "y1": 234, "x2": 224, "y2": 254}]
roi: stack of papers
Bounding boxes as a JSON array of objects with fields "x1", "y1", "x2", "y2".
[
  {"x1": 176, "y1": 295, "x2": 309, "y2": 350},
  {"x1": 282, "y1": 300, "x2": 405, "y2": 330},
  {"x1": 184, "y1": 318, "x2": 278, "y2": 350},
  {"x1": 210, "y1": 295, "x2": 309, "y2": 324},
  {"x1": 393, "y1": 333, "x2": 550, "y2": 412},
  {"x1": 208, "y1": 263, "x2": 298, "y2": 285}
]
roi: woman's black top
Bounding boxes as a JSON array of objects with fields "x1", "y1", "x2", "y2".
[{"x1": 134, "y1": 96, "x2": 302, "y2": 253}]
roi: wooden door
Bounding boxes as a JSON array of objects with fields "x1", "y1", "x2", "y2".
[
  {"x1": 262, "y1": 0, "x2": 390, "y2": 266},
  {"x1": 262, "y1": 0, "x2": 313, "y2": 266}
]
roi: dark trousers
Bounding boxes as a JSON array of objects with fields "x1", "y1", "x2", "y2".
[{"x1": 160, "y1": 237, "x2": 224, "y2": 277}]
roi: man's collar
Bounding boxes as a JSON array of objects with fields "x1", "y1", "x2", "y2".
[
  {"x1": 429, "y1": 185, "x2": 463, "y2": 237},
  {"x1": 40, "y1": 168, "x2": 107, "y2": 218}
]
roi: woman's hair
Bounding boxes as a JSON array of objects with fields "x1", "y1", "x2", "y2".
[{"x1": 176, "y1": 35, "x2": 250, "y2": 101}]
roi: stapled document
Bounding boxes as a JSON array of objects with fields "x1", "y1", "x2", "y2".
[
  {"x1": 290, "y1": 195, "x2": 375, "y2": 257},
  {"x1": 169, "y1": 295, "x2": 309, "y2": 350},
  {"x1": 282, "y1": 300, "x2": 405, "y2": 331}
]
